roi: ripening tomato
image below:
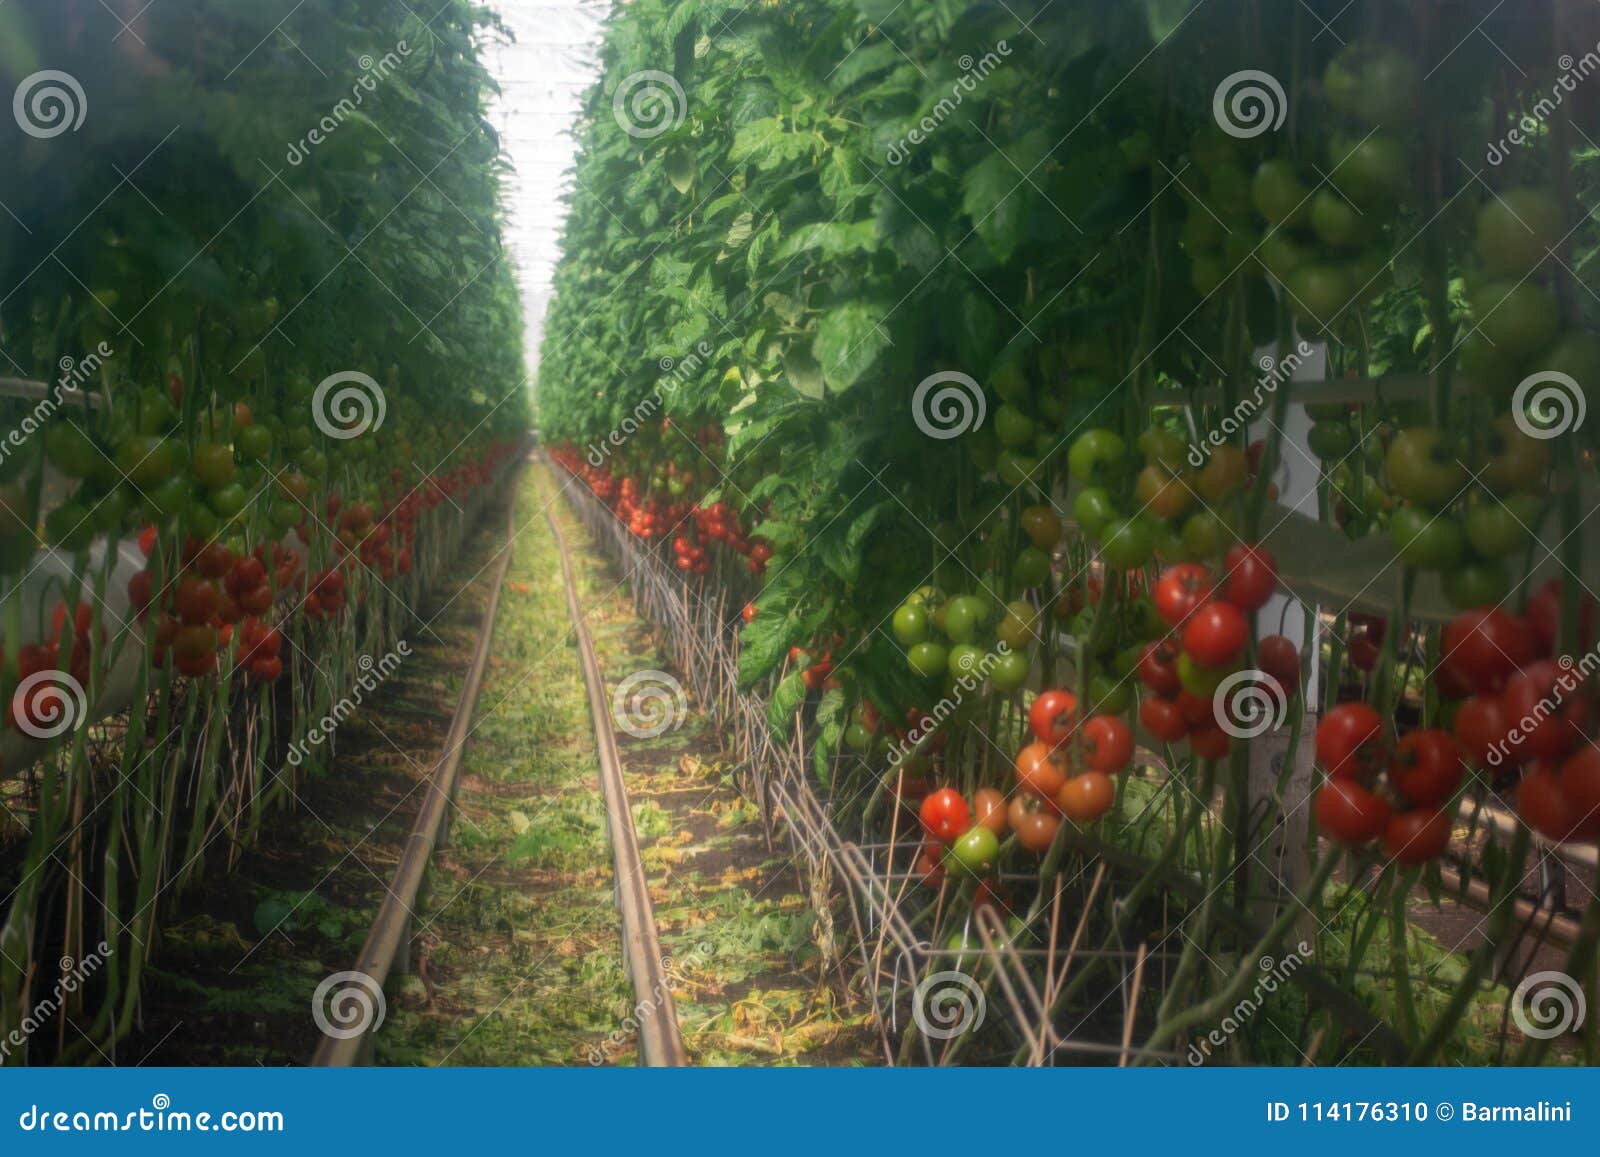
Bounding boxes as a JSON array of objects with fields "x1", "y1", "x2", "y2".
[
  {"x1": 1154, "y1": 563, "x2": 1214, "y2": 627},
  {"x1": 1028, "y1": 688, "x2": 1078, "y2": 747},
  {"x1": 1009, "y1": 795, "x2": 1062, "y2": 853},
  {"x1": 1501, "y1": 660, "x2": 1589, "y2": 763},
  {"x1": 1388, "y1": 729, "x2": 1464, "y2": 809},
  {"x1": 1181, "y1": 601, "x2": 1249, "y2": 668},
  {"x1": 1188, "y1": 723, "x2": 1231, "y2": 760},
  {"x1": 919, "y1": 787, "x2": 972, "y2": 843},
  {"x1": 172, "y1": 624, "x2": 218, "y2": 678},
  {"x1": 1383, "y1": 809, "x2": 1451, "y2": 864},
  {"x1": 1140, "y1": 696, "x2": 1188, "y2": 742},
  {"x1": 1082, "y1": 714, "x2": 1134, "y2": 773},
  {"x1": 1256, "y1": 634, "x2": 1300, "y2": 693},
  {"x1": 1019, "y1": 505, "x2": 1063, "y2": 550},
  {"x1": 1439, "y1": 608, "x2": 1534, "y2": 695},
  {"x1": 1221, "y1": 544, "x2": 1277, "y2": 611},
  {"x1": 1056, "y1": 771, "x2": 1115, "y2": 823},
  {"x1": 174, "y1": 577, "x2": 219, "y2": 625},
  {"x1": 972, "y1": 787, "x2": 1009, "y2": 836},
  {"x1": 1314, "y1": 778, "x2": 1391, "y2": 844},
  {"x1": 1315, "y1": 702, "x2": 1385, "y2": 780},
  {"x1": 1015, "y1": 741, "x2": 1068, "y2": 801},
  {"x1": 1526, "y1": 578, "x2": 1598, "y2": 657},
  {"x1": 1557, "y1": 748, "x2": 1600, "y2": 840}
]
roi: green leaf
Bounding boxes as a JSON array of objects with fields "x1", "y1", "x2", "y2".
[
  {"x1": 813, "y1": 302, "x2": 889, "y2": 393},
  {"x1": 784, "y1": 346, "x2": 826, "y2": 399},
  {"x1": 664, "y1": 145, "x2": 696, "y2": 193},
  {"x1": 767, "y1": 671, "x2": 808, "y2": 738},
  {"x1": 812, "y1": 688, "x2": 847, "y2": 783}
]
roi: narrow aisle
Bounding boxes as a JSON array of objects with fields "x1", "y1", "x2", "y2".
[{"x1": 553, "y1": 469, "x2": 879, "y2": 1066}]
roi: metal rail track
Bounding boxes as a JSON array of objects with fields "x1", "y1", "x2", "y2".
[
  {"x1": 312, "y1": 466, "x2": 523, "y2": 1066},
  {"x1": 542, "y1": 477, "x2": 687, "y2": 1067}
]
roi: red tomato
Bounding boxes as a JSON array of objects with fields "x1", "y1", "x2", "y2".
[
  {"x1": 127, "y1": 569, "x2": 155, "y2": 621},
  {"x1": 174, "y1": 578, "x2": 219, "y2": 626},
  {"x1": 1439, "y1": 608, "x2": 1535, "y2": 695},
  {"x1": 1056, "y1": 771, "x2": 1115, "y2": 822},
  {"x1": 1181, "y1": 601, "x2": 1249, "y2": 668},
  {"x1": 1175, "y1": 690, "x2": 1213, "y2": 728},
  {"x1": 1557, "y1": 748, "x2": 1600, "y2": 840},
  {"x1": 1347, "y1": 630, "x2": 1381, "y2": 672},
  {"x1": 1388, "y1": 729, "x2": 1464, "y2": 809},
  {"x1": 1501, "y1": 659, "x2": 1589, "y2": 763},
  {"x1": 1028, "y1": 688, "x2": 1078, "y2": 747},
  {"x1": 1188, "y1": 722, "x2": 1231, "y2": 760},
  {"x1": 1015, "y1": 741, "x2": 1068, "y2": 801},
  {"x1": 1137, "y1": 640, "x2": 1182, "y2": 697},
  {"x1": 1315, "y1": 702, "x2": 1386, "y2": 780},
  {"x1": 1454, "y1": 693, "x2": 1511, "y2": 767},
  {"x1": 1526, "y1": 578, "x2": 1597, "y2": 657},
  {"x1": 1314, "y1": 779, "x2": 1391, "y2": 845},
  {"x1": 1082, "y1": 714, "x2": 1134, "y2": 773},
  {"x1": 1257, "y1": 634, "x2": 1300, "y2": 694},
  {"x1": 1221, "y1": 544, "x2": 1277, "y2": 611},
  {"x1": 918, "y1": 787, "x2": 971, "y2": 843},
  {"x1": 1383, "y1": 809, "x2": 1451, "y2": 865},
  {"x1": 741, "y1": 602, "x2": 757, "y2": 623},
  {"x1": 1519, "y1": 765, "x2": 1580, "y2": 843},
  {"x1": 1140, "y1": 696, "x2": 1188, "y2": 742},
  {"x1": 1154, "y1": 563, "x2": 1214, "y2": 627},
  {"x1": 172, "y1": 625, "x2": 218, "y2": 678}
]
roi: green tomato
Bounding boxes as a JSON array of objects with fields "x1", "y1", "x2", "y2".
[
  {"x1": 207, "y1": 481, "x2": 249, "y2": 518},
  {"x1": 1386, "y1": 428, "x2": 1466, "y2": 508},
  {"x1": 1013, "y1": 546, "x2": 1051, "y2": 588},
  {"x1": 1250, "y1": 159, "x2": 1310, "y2": 226},
  {"x1": 996, "y1": 449, "x2": 1039, "y2": 488},
  {"x1": 1067, "y1": 429, "x2": 1127, "y2": 487},
  {"x1": 1444, "y1": 560, "x2": 1511, "y2": 610},
  {"x1": 1330, "y1": 134, "x2": 1407, "y2": 208},
  {"x1": 1137, "y1": 427, "x2": 1187, "y2": 470},
  {"x1": 947, "y1": 643, "x2": 987, "y2": 680},
  {"x1": 1464, "y1": 495, "x2": 1536, "y2": 558},
  {"x1": 191, "y1": 442, "x2": 236, "y2": 490},
  {"x1": 1285, "y1": 265, "x2": 1350, "y2": 331},
  {"x1": 993, "y1": 404, "x2": 1036, "y2": 448},
  {"x1": 1182, "y1": 510, "x2": 1226, "y2": 558},
  {"x1": 893, "y1": 602, "x2": 930, "y2": 646},
  {"x1": 1389, "y1": 506, "x2": 1465, "y2": 569},
  {"x1": 1178, "y1": 653, "x2": 1233, "y2": 696},
  {"x1": 946, "y1": 826, "x2": 1000, "y2": 878},
  {"x1": 907, "y1": 643, "x2": 949, "y2": 680},
  {"x1": 844, "y1": 722, "x2": 874, "y2": 752},
  {"x1": 116, "y1": 434, "x2": 178, "y2": 488},
  {"x1": 1089, "y1": 674, "x2": 1132, "y2": 716},
  {"x1": 44, "y1": 502, "x2": 94, "y2": 551},
  {"x1": 1470, "y1": 281, "x2": 1558, "y2": 359},
  {"x1": 92, "y1": 485, "x2": 134, "y2": 533},
  {"x1": 1475, "y1": 188, "x2": 1562, "y2": 280},
  {"x1": 1307, "y1": 421, "x2": 1355, "y2": 460},
  {"x1": 996, "y1": 599, "x2": 1039, "y2": 650},
  {"x1": 1309, "y1": 189, "x2": 1367, "y2": 249},
  {"x1": 137, "y1": 389, "x2": 176, "y2": 435},
  {"x1": 44, "y1": 425, "x2": 99, "y2": 478},
  {"x1": 145, "y1": 472, "x2": 193, "y2": 518},
  {"x1": 1099, "y1": 516, "x2": 1155, "y2": 571},
  {"x1": 1257, "y1": 232, "x2": 1310, "y2": 281},
  {"x1": 1073, "y1": 487, "x2": 1119, "y2": 537},
  {"x1": 989, "y1": 649, "x2": 1032, "y2": 693}
]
